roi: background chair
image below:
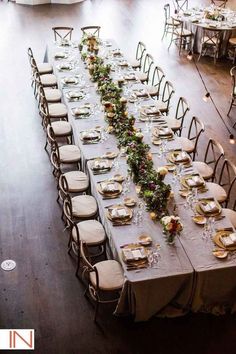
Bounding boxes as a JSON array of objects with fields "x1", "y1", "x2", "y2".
[
  {"x1": 135, "y1": 53, "x2": 154, "y2": 83},
  {"x1": 145, "y1": 65, "x2": 165, "y2": 99},
  {"x1": 198, "y1": 28, "x2": 222, "y2": 64},
  {"x1": 227, "y1": 66, "x2": 236, "y2": 121},
  {"x1": 173, "y1": 0, "x2": 188, "y2": 12},
  {"x1": 210, "y1": 0, "x2": 227, "y2": 8},
  {"x1": 162, "y1": 4, "x2": 180, "y2": 40},
  {"x1": 52, "y1": 27, "x2": 74, "y2": 41},
  {"x1": 228, "y1": 36, "x2": 236, "y2": 64},
  {"x1": 80, "y1": 242, "x2": 124, "y2": 322},
  {"x1": 155, "y1": 80, "x2": 175, "y2": 114},
  {"x1": 129, "y1": 41, "x2": 146, "y2": 69},
  {"x1": 168, "y1": 18, "x2": 192, "y2": 55},
  {"x1": 81, "y1": 26, "x2": 101, "y2": 37}
]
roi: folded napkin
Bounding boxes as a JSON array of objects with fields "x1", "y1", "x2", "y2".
[
  {"x1": 93, "y1": 160, "x2": 109, "y2": 170},
  {"x1": 220, "y1": 233, "x2": 236, "y2": 247},
  {"x1": 100, "y1": 182, "x2": 120, "y2": 193},
  {"x1": 124, "y1": 74, "x2": 136, "y2": 80},
  {"x1": 60, "y1": 64, "x2": 71, "y2": 70},
  {"x1": 74, "y1": 107, "x2": 90, "y2": 116},
  {"x1": 69, "y1": 92, "x2": 83, "y2": 99},
  {"x1": 119, "y1": 61, "x2": 128, "y2": 66},
  {"x1": 144, "y1": 106, "x2": 160, "y2": 115},
  {"x1": 55, "y1": 52, "x2": 66, "y2": 58},
  {"x1": 200, "y1": 201, "x2": 219, "y2": 214},
  {"x1": 133, "y1": 89, "x2": 148, "y2": 97},
  {"x1": 122, "y1": 247, "x2": 146, "y2": 262},
  {"x1": 64, "y1": 77, "x2": 77, "y2": 84},
  {"x1": 174, "y1": 151, "x2": 189, "y2": 162},
  {"x1": 186, "y1": 175, "x2": 204, "y2": 187},
  {"x1": 111, "y1": 208, "x2": 128, "y2": 219},
  {"x1": 81, "y1": 131, "x2": 99, "y2": 140},
  {"x1": 158, "y1": 128, "x2": 172, "y2": 136}
]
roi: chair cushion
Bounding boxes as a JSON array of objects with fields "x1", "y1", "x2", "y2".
[
  {"x1": 90, "y1": 260, "x2": 124, "y2": 291},
  {"x1": 191, "y1": 161, "x2": 213, "y2": 180},
  {"x1": 51, "y1": 121, "x2": 72, "y2": 136},
  {"x1": 37, "y1": 63, "x2": 53, "y2": 75},
  {"x1": 62, "y1": 171, "x2": 89, "y2": 192},
  {"x1": 130, "y1": 59, "x2": 140, "y2": 68},
  {"x1": 72, "y1": 220, "x2": 105, "y2": 245},
  {"x1": 72, "y1": 195, "x2": 97, "y2": 218},
  {"x1": 49, "y1": 103, "x2": 67, "y2": 117},
  {"x1": 175, "y1": 137, "x2": 195, "y2": 153},
  {"x1": 229, "y1": 37, "x2": 236, "y2": 46},
  {"x1": 146, "y1": 85, "x2": 158, "y2": 97},
  {"x1": 165, "y1": 117, "x2": 181, "y2": 131},
  {"x1": 135, "y1": 71, "x2": 148, "y2": 82},
  {"x1": 205, "y1": 182, "x2": 227, "y2": 203},
  {"x1": 40, "y1": 74, "x2": 57, "y2": 87},
  {"x1": 59, "y1": 145, "x2": 81, "y2": 163},
  {"x1": 175, "y1": 28, "x2": 192, "y2": 36},
  {"x1": 222, "y1": 208, "x2": 236, "y2": 228},
  {"x1": 44, "y1": 88, "x2": 61, "y2": 102}
]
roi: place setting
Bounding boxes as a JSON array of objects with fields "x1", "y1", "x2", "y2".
[
  {"x1": 80, "y1": 129, "x2": 101, "y2": 144},
  {"x1": 106, "y1": 203, "x2": 133, "y2": 226},
  {"x1": 97, "y1": 180, "x2": 123, "y2": 200},
  {"x1": 65, "y1": 89, "x2": 86, "y2": 102},
  {"x1": 71, "y1": 104, "x2": 91, "y2": 118},
  {"x1": 90, "y1": 158, "x2": 113, "y2": 175},
  {"x1": 61, "y1": 76, "x2": 79, "y2": 87},
  {"x1": 56, "y1": 62, "x2": 74, "y2": 72}
]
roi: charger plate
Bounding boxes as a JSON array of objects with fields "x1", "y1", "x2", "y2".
[
  {"x1": 213, "y1": 230, "x2": 236, "y2": 251},
  {"x1": 97, "y1": 181, "x2": 122, "y2": 197},
  {"x1": 106, "y1": 204, "x2": 132, "y2": 222},
  {"x1": 195, "y1": 199, "x2": 222, "y2": 217}
]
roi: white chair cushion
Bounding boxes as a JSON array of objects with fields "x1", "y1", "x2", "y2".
[
  {"x1": 146, "y1": 85, "x2": 158, "y2": 97},
  {"x1": 229, "y1": 37, "x2": 236, "y2": 46},
  {"x1": 129, "y1": 59, "x2": 140, "y2": 68},
  {"x1": 37, "y1": 63, "x2": 53, "y2": 75},
  {"x1": 175, "y1": 137, "x2": 194, "y2": 153},
  {"x1": 222, "y1": 208, "x2": 236, "y2": 228},
  {"x1": 44, "y1": 88, "x2": 61, "y2": 102},
  {"x1": 51, "y1": 121, "x2": 72, "y2": 136},
  {"x1": 165, "y1": 117, "x2": 181, "y2": 131},
  {"x1": 62, "y1": 171, "x2": 89, "y2": 192},
  {"x1": 135, "y1": 71, "x2": 148, "y2": 82},
  {"x1": 90, "y1": 260, "x2": 124, "y2": 291},
  {"x1": 175, "y1": 28, "x2": 192, "y2": 36},
  {"x1": 59, "y1": 145, "x2": 81, "y2": 163},
  {"x1": 72, "y1": 195, "x2": 97, "y2": 218},
  {"x1": 191, "y1": 161, "x2": 213, "y2": 180},
  {"x1": 72, "y1": 220, "x2": 105, "y2": 245},
  {"x1": 40, "y1": 74, "x2": 57, "y2": 87},
  {"x1": 49, "y1": 103, "x2": 67, "y2": 117},
  {"x1": 205, "y1": 182, "x2": 227, "y2": 203}
]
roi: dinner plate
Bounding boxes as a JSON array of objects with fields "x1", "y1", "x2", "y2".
[
  {"x1": 91, "y1": 159, "x2": 112, "y2": 172},
  {"x1": 192, "y1": 215, "x2": 207, "y2": 225},
  {"x1": 124, "y1": 197, "x2": 137, "y2": 207},
  {"x1": 61, "y1": 77, "x2": 78, "y2": 85},
  {"x1": 167, "y1": 151, "x2": 190, "y2": 165},
  {"x1": 97, "y1": 181, "x2": 122, "y2": 197},
  {"x1": 113, "y1": 174, "x2": 125, "y2": 182},
  {"x1": 213, "y1": 231, "x2": 236, "y2": 251},
  {"x1": 195, "y1": 199, "x2": 222, "y2": 217},
  {"x1": 65, "y1": 91, "x2": 85, "y2": 101},
  {"x1": 164, "y1": 164, "x2": 176, "y2": 172},
  {"x1": 138, "y1": 234, "x2": 152, "y2": 246},
  {"x1": 71, "y1": 106, "x2": 90, "y2": 117},
  {"x1": 140, "y1": 106, "x2": 161, "y2": 116},
  {"x1": 106, "y1": 204, "x2": 133, "y2": 222},
  {"x1": 57, "y1": 63, "x2": 73, "y2": 71},
  {"x1": 80, "y1": 130, "x2": 100, "y2": 142},
  {"x1": 153, "y1": 127, "x2": 173, "y2": 139},
  {"x1": 103, "y1": 152, "x2": 118, "y2": 159},
  {"x1": 152, "y1": 139, "x2": 162, "y2": 146},
  {"x1": 180, "y1": 174, "x2": 205, "y2": 190}
]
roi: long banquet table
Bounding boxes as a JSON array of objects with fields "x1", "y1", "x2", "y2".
[{"x1": 45, "y1": 39, "x2": 236, "y2": 321}]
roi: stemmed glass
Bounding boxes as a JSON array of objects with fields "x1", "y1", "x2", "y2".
[{"x1": 148, "y1": 246, "x2": 161, "y2": 268}]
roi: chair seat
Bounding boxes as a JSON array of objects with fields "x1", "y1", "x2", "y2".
[
  {"x1": 202, "y1": 36, "x2": 218, "y2": 45},
  {"x1": 44, "y1": 88, "x2": 62, "y2": 103},
  {"x1": 51, "y1": 121, "x2": 72, "y2": 136},
  {"x1": 62, "y1": 171, "x2": 89, "y2": 192},
  {"x1": 191, "y1": 161, "x2": 213, "y2": 180},
  {"x1": 90, "y1": 260, "x2": 124, "y2": 291},
  {"x1": 37, "y1": 63, "x2": 53, "y2": 75},
  {"x1": 129, "y1": 59, "x2": 140, "y2": 68},
  {"x1": 72, "y1": 219, "x2": 105, "y2": 245},
  {"x1": 49, "y1": 103, "x2": 67, "y2": 117},
  {"x1": 154, "y1": 100, "x2": 168, "y2": 113},
  {"x1": 164, "y1": 117, "x2": 181, "y2": 131},
  {"x1": 146, "y1": 85, "x2": 159, "y2": 97},
  {"x1": 222, "y1": 208, "x2": 236, "y2": 228},
  {"x1": 135, "y1": 71, "x2": 148, "y2": 82},
  {"x1": 166, "y1": 19, "x2": 180, "y2": 26},
  {"x1": 175, "y1": 137, "x2": 195, "y2": 153},
  {"x1": 229, "y1": 37, "x2": 236, "y2": 46},
  {"x1": 40, "y1": 74, "x2": 57, "y2": 87},
  {"x1": 205, "y1": 182, "x2": 227, "y2": 203},
  {"x1": 71, "y1": 195, "x2": 97, "y2": 218},
  {"x1": 175, "y1": 28, "x2": 192, "y2": 37},
  {"x1": 59, "y1": 145, "x2": 81, "y2": 163}
]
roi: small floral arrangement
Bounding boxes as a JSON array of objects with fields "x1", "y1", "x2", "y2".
[{"x1": 161, "y1": 216, "x2": 183, "y2": 244}]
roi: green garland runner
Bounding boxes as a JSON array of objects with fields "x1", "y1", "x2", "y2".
[{"x1": 80, "y1": 40, "x2": 171, "y2": 219}]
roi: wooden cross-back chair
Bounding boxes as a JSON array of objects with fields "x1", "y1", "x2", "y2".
[
  {"x1": 169, "y1": 17, "x2": 192, "y2": 54},
  {"x1": 166, "y1": 96, "x2": 189, "y2": 134},
  {"x1": 147, "y1": 65, "x2": 166, "y2": 99},
  {"x1": 156, "y1": 80, "x2": 175, "y2": 114},
  {"x1": 52, "y1": 27, "x2": 74, "y2": 41},
  {"x1": 173, "y1": 0, "x2": 188, "y2": 12},
  {"x1": 162, "y1": 4, "x2": 180, "y2": 39},
  {"x1": 81, "y1": 25, "x2": 101, "y2": 37},
  {"x1": 211, "y1": 0, "x2": 228, "y2": 8},
  {"x1": 131, "y1": 41, "x2": 146, "y2": 69},
  {"x1": 198, "y1": 28, "x2": 222, "y2": 64},
  {"x1": 227, "y1": 66, "x2": 236, "y2": 121}
]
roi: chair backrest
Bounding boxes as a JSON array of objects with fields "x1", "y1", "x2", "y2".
[
  {"x1": 217, "y1": 159, "x2": 236, "y2": 207},
  {"x1": 81, "y1": 26, "x2": 101, "y2": 37},
  {"x1": 164, "y1": 4, "x2": 171, "y2": 21},
  {"x1": 174, "y1": 0, "x2": 188, "y2": 12},
  {"x1": 149, "y1": 65, "x2": 165, "y2": 98},
  {"x1": 80, "y1": 242, "x2": 97, "y2": 284},
  {"x1": 52, "y1": 27, "x2": 74, "y2": 41},
  {"x1": 187, "y1": 116, "x2": 205, "y2": 159},
  {"x1": 136, "y1": 41, "x2": 146, "y2": 63},
  {"x1": 59, "y1": 174, "x2": 70, "y2": 201},
  {"x1": 27, "y1": 47, "x2": 34, "y2": 65},
  {"x1": 175, "y1": 96, "x2": 190, "y2": 131},
  {"x1": 63, "y1": 197, "x2": 74, "y2": 224},
  {"x1": 211, "y1": 0, "x2": 227, "y2": 8},
  {"x1": 230, "y1": 66, "x2": 236, "y2": 97},
  {"x1": 142, "y1": 53, "x2": 154, "y2": 81},
  {"x1": 202, "y1": 28, "x2": 221, "y2": 47},
  {"x1": 204, "y1": 139, "x2": 224, "y2": 179},
  {"x1": 161, "y1": 80, "x2": 175, "y2": 112}
]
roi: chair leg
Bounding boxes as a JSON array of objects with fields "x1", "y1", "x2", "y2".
[
  {"x1": 227, "y1": 99, "x2": 234, "y2": 116},
  {"x1": 94, "y1": 297, "x2": 99, "y2": 323}
]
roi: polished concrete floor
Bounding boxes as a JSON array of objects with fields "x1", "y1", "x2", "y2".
[{"x1": 0, "y1": 1, "x2": 236, "y2": 353}]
